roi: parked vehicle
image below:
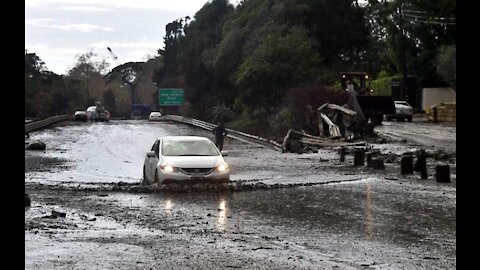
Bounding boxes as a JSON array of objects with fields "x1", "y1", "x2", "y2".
[
  {"x1": 86, "y1": 106, "x2": 96, "y2": 120},
  {"x1": 74, "y1": 111, "x2": 88, "y2": 122},
  {"x1": 386, "y1": 101, "x2": 414, "y2": 122},
  {"x1": 142, "y1": 136, "x2": 230, "y2": 185},
  {"x1": 148, "y1": 111, "x2": 162, "y2": 121},
  {"x1": 86, "y1": 106, "x2": 110, "y2": 122}
]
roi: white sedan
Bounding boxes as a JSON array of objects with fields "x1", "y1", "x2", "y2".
[
  {"x1": 142, "y1": 136, "x2": 230, "y2": 185},
  {"x1": 148, "y1": 111, "x2": 162, "y2": 121}
]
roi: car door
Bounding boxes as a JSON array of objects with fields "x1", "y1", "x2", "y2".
[
  {"x1": 149, "y1": 140, "x2": 160, "y2": 180},
  {"x1": 145, "y1": 140, "x2": 159, "y2": 181}
]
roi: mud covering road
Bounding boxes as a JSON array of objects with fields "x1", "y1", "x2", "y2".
[{"x1": 25, "y1": 120, "x2": 456, "y2": 269}]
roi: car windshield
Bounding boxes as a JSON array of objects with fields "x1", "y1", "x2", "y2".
[{"x1": 162, "y1": 139, "x2": 219, "y2": 156}]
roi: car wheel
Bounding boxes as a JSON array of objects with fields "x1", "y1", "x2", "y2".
[{"x1": 406, "y1": 116, "x2": 412, "y2": 122}]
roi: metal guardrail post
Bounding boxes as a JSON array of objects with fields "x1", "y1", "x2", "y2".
[{"x1": 25, "y1": 115, "x2": 72, "y2": 133}]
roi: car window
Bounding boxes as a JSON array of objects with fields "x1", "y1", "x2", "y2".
[
  {"x1": 150, "y1": 140, "x2": 159, "y2": 151},
  {"x1": 395, "y1": 101, "x2": 410, "y2": 106},
  {"x1": 162, "y1": 140, "x2": 219, "y2": 156}
]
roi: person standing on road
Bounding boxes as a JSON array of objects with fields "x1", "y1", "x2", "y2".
[{"x1": 212, "y1": 121, "x2": 228, "y2": 151}]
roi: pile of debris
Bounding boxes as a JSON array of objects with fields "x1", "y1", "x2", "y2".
[
  {"x1": 282, "y1": 102, "x2": 375, "y2": 153},
  {"x1": 282, "y1": 129, "x2": 366, "y2": 154}
]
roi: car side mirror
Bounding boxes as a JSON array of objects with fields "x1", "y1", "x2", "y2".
[
  {"x1": 146, "y1": 151, "x2": 156, "y2": 158},
  {"x1": 221, "y1": 151, "x2": 229, "y2": 156}
]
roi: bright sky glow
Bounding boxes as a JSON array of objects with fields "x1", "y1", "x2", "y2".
[{"x1": 26, "y1": 0, "x2": 240, "y2": 74}]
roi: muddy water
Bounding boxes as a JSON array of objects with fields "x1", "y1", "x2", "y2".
[
  {"x1": 25, "y1": 120, "x2": 376, "y2": 185},
  {"x1": 26, "y1": 120, "x2": 208, "y2": 183},
  {"x1": 375, "y1": 121, "x2": 456, "y2": 153},
  {"x1": 25, "y1": 120, "x2": 456, "y2": 269},
  {"x1": 107, "y1": 178, "x2": 454, "y2": 267},
  {"x1": 26, "y1": 178, "x2": 455, "y2": 269}
]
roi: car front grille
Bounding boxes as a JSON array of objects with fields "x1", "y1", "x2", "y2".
[{"x1": 179, "y1": 168, "x2": 214, "y2": 175}]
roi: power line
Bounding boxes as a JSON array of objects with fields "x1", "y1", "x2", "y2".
[
  {"x1": 401, "y1": 16, "x2": 456, "y2": 25},
  {"x1": 401, "y1": 13, "x2": 456, "y2": 22},
  {"x1": 369, "y1": 13, "x2": 456, "y2": 26},
  {"x1": 402, "y1": 9, "x2": 428, "y2": 15}
]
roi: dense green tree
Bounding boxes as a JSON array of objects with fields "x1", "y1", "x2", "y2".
[
  {"x1": 68, "y1": 50, "x2": 110, "y2": 103},
  {"x1": 179, "y1": 0, "x2": 234, "y2": 116},
  {"x1": 235, "y1": 26, "x2": 322, "y2": 109},
  {"x1": 105, "y1": 62, "x2": 144, "y2": 109},
  {"x1": 365, "y1": 0, "x2": 455, "y2": 87},
  {"x1": 436, "y1": 45, "x2": 456, "y2": 89},
  {"x1": 103, "y1": 88, "x2": 117, "y2": 113}
]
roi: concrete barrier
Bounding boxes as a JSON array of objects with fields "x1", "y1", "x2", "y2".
[{"x1": 428, "y1": 102, "x2": 456, "y2": 123}]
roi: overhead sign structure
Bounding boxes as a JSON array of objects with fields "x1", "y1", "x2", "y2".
[{"x1": 159, "y1": 88, "x2": 184, "y2": 106}]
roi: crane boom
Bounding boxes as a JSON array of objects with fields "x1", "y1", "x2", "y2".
[{"x1": 107, "y1": 47, "x2": 118, "y2": 60}]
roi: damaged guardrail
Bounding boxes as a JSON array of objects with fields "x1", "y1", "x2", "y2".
[
  {"x1": 25, "y1": 115, "x2": 73, "y2": 133},
  {"x1": 159, "y1": 115, "x2": 283, "y2": 152}
]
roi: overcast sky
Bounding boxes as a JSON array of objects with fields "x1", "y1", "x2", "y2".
[{"x1": 25, "y1": 0, "x2": 239, "y2": 75}]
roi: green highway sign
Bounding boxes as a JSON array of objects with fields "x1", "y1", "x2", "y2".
[{"x1": 159, "y1": 88, "x2": 184, "y2": 106}]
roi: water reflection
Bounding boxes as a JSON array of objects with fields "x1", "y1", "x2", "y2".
[
  {"x1": 216, "y1": 197, "x2": 227, "y2": 232},
  {"x1": 365, "y1": 184, "x2": 374, "y2": 239},
  {"x1": 165, "y1": 199, "x2": 173, "y2": 212}
]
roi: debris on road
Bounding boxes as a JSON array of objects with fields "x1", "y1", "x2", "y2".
[
  {"x1": 42, "y1": 210, "x2": 67, "y2": 219},
  {"x1": 26, "y1": 141, "x2": 46, "y2": 150},
  {"x1": 317, "y1": 103, "x2": 358, "y2": 139},
  {"x1": 282, "y1": 129, "x2": 366, "y2": 153}
]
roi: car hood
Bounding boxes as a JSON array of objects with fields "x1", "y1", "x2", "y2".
[{"x1": 162, "y1": 156, "x2": 224, "y2": 168}]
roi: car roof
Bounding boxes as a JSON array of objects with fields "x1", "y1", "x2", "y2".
[{"x1": 160, "y1": 136, "x2": 211, "y2": 142}]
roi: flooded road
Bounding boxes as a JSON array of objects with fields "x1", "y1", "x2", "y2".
[
  {"x1": 375, "y1": 121, "x2": 456, "y2": 153},
  {"x1": 25, "y1": 120, "x2": 456, "y2": 269}
]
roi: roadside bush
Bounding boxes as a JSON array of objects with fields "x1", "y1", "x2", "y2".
[
  {"x1": 268, "y1": 107, "x2": 297, "y2": 135},
  {"x1": 370, "y1": 73, "x2": 402, "y2": 96}
]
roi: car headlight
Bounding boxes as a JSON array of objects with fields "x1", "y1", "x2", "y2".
[
  {"x1": 160, "y1": 164, "x2": 176, "y2": 173},
  {"x1": 216, "y1": 162, "x2": 229, "y2": 172}
]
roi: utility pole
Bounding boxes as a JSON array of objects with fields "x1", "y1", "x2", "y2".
[
  {"x1": 398, "y1": 3, "x2": 408, "y2": 100},
  {"x1": 25, "y1": 49, "x2": 28, "y2": 118}
]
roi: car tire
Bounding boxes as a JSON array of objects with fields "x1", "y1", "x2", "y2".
[
  {"x1": 154, "y1": 169, "x2": 160, "y2": 184},
  {"x1": 406, "y1": 116, "x2": 412, "y2": 122}
]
